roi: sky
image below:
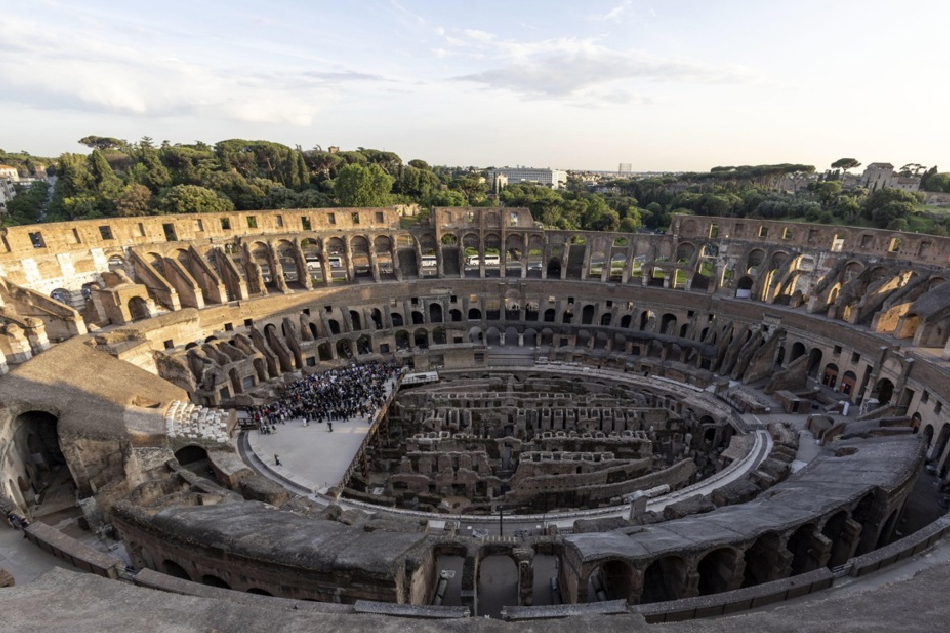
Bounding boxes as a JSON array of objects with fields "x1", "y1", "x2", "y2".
[{"x1": 1, "y1": 0, "x2": 948, "y2": 172}]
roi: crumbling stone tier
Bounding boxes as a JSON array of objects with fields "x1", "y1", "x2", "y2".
[{"x1": 0, "y1": 207, "x2": 948, "y2": 625}]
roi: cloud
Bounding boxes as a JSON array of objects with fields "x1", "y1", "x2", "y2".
[
  {"x1": 589, "y1": 1, "x2": 636, "y2": 23},
  {"x1": 451, "y1": 36, "x2": 762, "y2": 103},
  {"x1": 0, "y1": 13, "x2": 393, "y2": 127}
]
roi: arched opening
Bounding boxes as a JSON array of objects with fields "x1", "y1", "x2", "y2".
[
  {"x1": 874, "y1": 378, "x2": 895, "y2": 405},
  {"x1": 247, "y1": 588, "x2": 273, "y2": 596},
  {"x1": 822, "y1": 362, "x2": 839, "y2": 389},
  {"x1": 128, "y1": 296, "x2": 150, "y2": 321},
  {"x1": 806, "y1": 348, "x2": 823, "y2": 378},
  {"x1": 589, "y1": 559, "x2": 634, "y2": 602},
  {"x1": 788, "y1": 524, "x2": 820, "y2": 575},
  {"x1": 841, "y1": 370, "x2": 857, "y2": 396},
  {"x1": 414, "y1": 329, "x2": 429, "y2": 349},
  {"x1": 357, "y1": 334, "x2": 372, "y2": 355},
  {"x1": 822, "y1": 511, "x2": 853, "y2": 568},
  {"x1": 174, "y1": 445, "x2": 208, "y2": 467},
  {"x1": 477, "y1": 555, "x2": 518, "y2": 617},
  {"x1": 697, "y1": 548, "x2": 738, "y2": 595},
  {"x1": 429, "y1": 303, "x2": 443, "y2": 323},
  {"x1": 391, "y1": 312, "x2": 404, "y2": 327},
  {"x1": 336, "y1": 339, "x2": 353, "y2": 358},
  {"x1": 11, "y1": 410, "x2": 74, "y2": 509},
  {"x1": 162, "y1": 560, "x2": 190, "y2": 580},
  {"x1": 735, "y1": 275, "x2": 754, "y2": 299},
  {"x1": 201, "y1": 574, "x2": 230, "y2": 589},
  {"x1": 375, "y1": 235, "x2": 395, "y2": 279},
  {"x1": 742, "y1": 532, "x2": 782, "y2": 587},
  {"x1": 349, "y1": 310, "x2": 362, "y2": 330},
  {"x1": 581, "y1": 304, "x2": 595, "y2": 325},
  {"x1": 640, "y1": 556, "x2": 687, "y2": 603},
  {"x1": 790, "y1": 342, "x2": 806, "y2": 362}
]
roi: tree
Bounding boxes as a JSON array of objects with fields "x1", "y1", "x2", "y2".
[
  {"x1": 428, "y1": 190, "x2": 466, "y2": 206},
  {"x1": 4, "y1": 182, "x2": 49, "y2": 224},
  {"x1": 78, "y1": 136, "x2": 129, "y2": 152},
  {"x1": 157, "y1": 185, "x2": 234, "y2": 214},
  {"x1": 334, "y1": 163, "x2": 394, "y2": 207},
  {"x1": 831, "y1": 158, "x2": 861, "y2": 175},
  {"x1": 89, "y1": 149, "x2": 122, "y2": 202},
  {"x1": 114, "y1": 184, "x2": 153, "y2": 217}
]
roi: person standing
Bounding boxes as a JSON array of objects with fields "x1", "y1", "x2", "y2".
[{"x1": 274, "y1": 454, "x2": 281, "y2": 466}]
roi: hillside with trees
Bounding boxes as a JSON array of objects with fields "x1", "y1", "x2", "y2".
[{"x1": 2, "y1": 139, "x2": 947, "y2": 236}]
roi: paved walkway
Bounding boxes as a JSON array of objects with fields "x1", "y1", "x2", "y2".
[{"x1": 242, "y1": 378, "x2": 396, "y2": 493}]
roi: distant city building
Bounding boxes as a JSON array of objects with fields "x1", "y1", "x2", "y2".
[
  {"x1": 0, "y1": 164, "x2": 20, "y2": 217},
  {"x1": 488, "y1": 167, "x2": 567, "y2": 190},
  {"x1": 859, "y1": 162, "x2": 920, "y2": 192}
]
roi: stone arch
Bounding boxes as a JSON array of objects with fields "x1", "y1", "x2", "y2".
[
  {"x1": 129, "y1": 296, "x2": 150, "y2": 321},
  {"x1": 581, "y1": 304, "x2": 596, "y2": 325},
  {"x1": 822, "y1": 362, "x2": 839, "y2": 389},
  {"x1": 336, "y1": 339, "x2": 353, "y2": 358},
  {"x1": 414, "y1": 328, "x2": 429, "y2": 348},
  {"x1": 162, "y1": 560, "x2": 190, "y2": 580},
  {"x1": 790, "y1": 341, "x2": 806, "y2": 362},
  {"x1": 201, "y1": 574, "x2": 230, "y2": 589},
  {"x1": 788, "y1": 524, "x2": 820, "y2": 574},
  {"x1": 50, "y1": 288, "x2": 71, "y2": 305},
  {"x1": 735, "y1": 275, "x2": 754, "y2": 299},
  {"x1": 10, "y1": 410, "x2": 74, "y2": 507},
  {"x1": 356, "y1": 334, "x2": 372, "y2": 354},
  {"x1": 806, "y1": 348, "x2": 823, "y2": 378},
  {"x1": 246, "y1": 588, "x2": 272, "y2": 596},
  {"x1": 640, "y1": 556, "x2": 687, "y2": 603},
  {"x1": 822, "y1": 510, "x2": 854, "y2": 568},
  {"x1": 588, "y1": 559, "x2": 635, "y2": 602},
  {"x1": 874, "y1": 377, "x2": 895, "y2": 404},
  {"x1": 375, "y1": 235, "x2": 395, "y2": 278},
  {"x1": 350, "y1": 235, "x2": 371, "y2": 277},
  {"x1": 429, "y1": 303, "x2": 443, "y2": 323},
  {"x1": 476, "y1": 553, "x2": 518, "y2": 617},
  {"x1": 174, "y1": 445, "x2": 208, "y2": 466},
  {"x1": 697, "y1": 547, "x2": 740, "y2": 596},
  {"x1": 742, "y1": 531, "x2": 783, "y2": 587}
]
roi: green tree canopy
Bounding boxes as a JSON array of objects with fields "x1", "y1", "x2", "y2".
[
  {"x1": 157, "y1": 185, "x2": 234, "y2": 214},
  {"x1": 334, "y1": 163, "x2": 394, "y2": 207}
]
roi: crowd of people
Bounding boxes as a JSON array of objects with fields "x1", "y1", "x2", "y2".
[{"x1": 247, "y1": 361, "x2": 401, "y2": 433}]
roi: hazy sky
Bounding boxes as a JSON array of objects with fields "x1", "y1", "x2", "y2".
[{"x1": 1, "y1": 0, "x2": 947, "y2": 171}]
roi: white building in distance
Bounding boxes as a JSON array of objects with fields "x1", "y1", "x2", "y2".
[
  {"x1": 488, "y1": 167, "x2": 568, "y2": 190},
  {"x1": 0, "y1": 164, "x2": 20, "y2": 217}
]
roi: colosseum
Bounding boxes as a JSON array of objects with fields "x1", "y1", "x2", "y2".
[{"x1": 1, "y1": 206, "x2": 949, "y2": 630}]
